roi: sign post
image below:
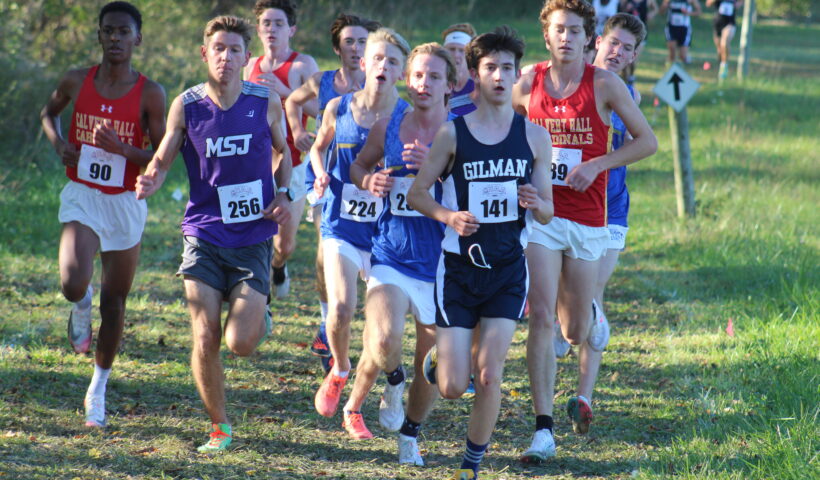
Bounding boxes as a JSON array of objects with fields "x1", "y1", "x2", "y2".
[{"x1": 653, "y1": 63, "x2": 700, "y2": 218}]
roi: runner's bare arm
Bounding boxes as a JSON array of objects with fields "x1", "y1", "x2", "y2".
[
  {"x1": 512, "y1": 69, "x2": 535, "y2": 116},
  {"x1": 566, "y1": 72, "x2": 657, "y2": 192},
  {"x1": 522, "y1": 121, "x2": 554, "y2": 225},
  {"x1": 135, "y1": 95, "x2": 186, "y2": 199},
  {"x1": 350, "y1": 118, "x2": 390, "y2": 196},
  {"x1": 285, "y1": 72, "x2": 321, "y2": 152},
  {"x1": 40, "y1": 69, "x2": 85, "y2": 167},
  {"x1": 408, "y1": 122, "x2": 478, "y2": 236},
  {"x1": 264, "y1": 94, "x2": 292, "y2": 224},
  {"x1": 309, "y1": 96, "x2": 340, "y2": 198}
]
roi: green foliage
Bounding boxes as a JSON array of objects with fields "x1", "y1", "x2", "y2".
[{"x1": 756, "y1": 0, "x2": 812, "y2": 19}]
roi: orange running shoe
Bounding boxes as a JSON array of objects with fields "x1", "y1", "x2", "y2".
[
  {"x1": 342, "y1": 411, "x2": 373, "y2": 440},
  {"x1": 314, "y1": 371, "x2": 347, "y2": 417}
]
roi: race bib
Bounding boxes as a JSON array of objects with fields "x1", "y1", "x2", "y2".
[
  {"x1": 551, "y1": 147, "x2": 582, "y2": 186},
  {"x1": 389, "y1": 176, "x2": 432, "y2": 217},
  {"x1": 77, "y1": 144, "x2": 126, "y2": 188},
  {"x1": 718, "y1": 2, "x2": 734, "y2": 15},
  {"x1": 670, "y1": 13, "x2": 688, "y2": 26},
  {"x1": 217, "y1": 179, "x2": 264, "y2": 224},
  {"x1": 468, "y1": 180, "x2": 517, "y2": 224},
  {"x1": 340, "y1": 183, "x2": 383, "y2": 222}
]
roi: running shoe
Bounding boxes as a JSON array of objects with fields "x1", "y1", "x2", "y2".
[
  {"x1": 567, "y1": 395, "x2": 594, "y2": 434},
  {"x1": 310, "y1": 323, "x2": 331, "y2": 357},
  {"x1": 272, "y1": 264, "x2": 290, "y2": 299},
  {"x1": 520, "y1": 428, "x2": 556, "y2": 464},
  {"x1": 197, "y1": 423, "x2": 232, "y2": 453},
  {"x1": 422, "y1": 346, "x2": 437, "y2": 385},
  {"x1": 398, "y1": 434, "x2": 424, "y2": 466},
  {"x1": 554, "y1": 319, "x2": 571, "y2": 358},
  {"x1": 464, "y1": 376, "x2": 476, "y2": 395},
  {"x1": 257, "y1": 307, "x2": 272, "y2": 348},
  {"x1": 68, "y1": 286, "x2": 93, "y2": 354},
  {"x1": 342, "y1": 411, "x2": 373, "y2": 440},
  {"x1": 83, "y1": 392, "x2": 105, "y2": 428},
  {"x1": 314, "y1": 371, "x2": 347, "y2": 417},
  {"x1": 320, "y1": 355, "x2": 334, "y2": 374},
  {"x1": 587, "y1": 300, "x2": 610, "y2": 352},
  {"x1": 718, "y1": 62, "x2": 728, "y2": 81},
  {"x1": 449, "y1": 469, "x2": 476, "y2": 480},
  {"x1": 379, "y1": 380, "x2": 405, "y2": 431}
]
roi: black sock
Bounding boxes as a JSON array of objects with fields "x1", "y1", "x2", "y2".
[
  {"x1": 386, "y1": 365, "x2": 405, "y2": 386},
  {"x1": 399, "y1": 416, "x2": 421, "y2": 438},
  {"x1": 272, "y1": 264, "x2": 287, "y2": 284},
  {"x1": 536, "y1": 415, "x2": 553, "y2": 433}
]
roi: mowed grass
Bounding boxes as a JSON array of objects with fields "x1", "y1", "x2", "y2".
[{"x1": 1, "y1": 14, "x2": 818, "y2": 480}]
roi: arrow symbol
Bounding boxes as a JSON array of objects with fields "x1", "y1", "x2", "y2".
[{"x1": 668, "y1": 73, "x2": 684, "y2": 101}]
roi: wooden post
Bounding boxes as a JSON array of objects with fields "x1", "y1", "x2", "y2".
[
  {"x1": 668, "y1": 105, "x2": 695, "y2": 217},
  {"x1": 737, "y1": 0, "x2": 755, "y2": 81}
]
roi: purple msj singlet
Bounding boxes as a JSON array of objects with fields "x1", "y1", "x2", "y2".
[{"x1": 180, "y1": 81, "x2": 277, "y2": 248}]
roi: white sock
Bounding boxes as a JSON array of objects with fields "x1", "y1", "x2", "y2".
[
  {"x1": 320, "y1": 302, "x2": 328, "y2": 321},
  {"x1": 336, "y1": 370, "x2": 349, "y2": 378},
  {"x1": 76, "y1": 286, "x2": 92, "y2": 309},
  {"x1": 578, "y1": 394, "x2": 591, "y2": 406},
  {"x1": 87, "y1": 364, "x2": 111, "y2": 397}
]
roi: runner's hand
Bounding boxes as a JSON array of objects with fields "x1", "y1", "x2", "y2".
[
  {"x1": 255, "y1": 73, "x2": 289, "y2": 98},
  {"x1": 367, "y1": 168, "x2": 394, "y2": 197},
  {"x1": 448, "y1": 211, "x2": 479, "y2": 236},
  {"x1": 263, "y1": 194, "x2": 291, "y2": 224},
  {"x1": 294, "y1": 130, "x2": 316, "y2": 152},
  {"x1": 57, "y1": 141, "x2": 80, "y2": 168},
  {"x1": 135, "y1": 169, "x2": 165, "y2": 200},
  {"x1": 566, "y1": 160, "x2": 601, "y2": 193},
  {"x1": 314, "y1": 173, "x2": 330, "y2": 198},
  {"x1": 93, "y1": 121, "x2": 125, "y2": 156},
  {"x1": 518, "y1": 183, "x2": 541, "y2": 210},
  {"x1": 402, "y1": 140, "x2": 430, "y2": 170}
]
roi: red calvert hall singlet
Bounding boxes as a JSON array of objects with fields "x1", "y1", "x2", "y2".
[
  {"x1": 67, "y1": 65, "x2": 148, "y2": 194},
  {"x1": 248, "y1": 52, "x2": 307, "y2": 167},
  {"x1": 528, "y1": 62, "x2": 612, "y2": 227}
]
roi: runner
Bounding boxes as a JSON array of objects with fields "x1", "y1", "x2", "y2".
[
  {"x1": 513, "y1": 0, "x2": 657, "y2": 462},
  {"x1": 40, "y1": 0, "x2": 166, "y2": 428},
  {"x1": 284, "y1": 13, "x2": 381, "y2": 372},
  {"x1": 706, "y1": 0, "x2": 742, "y2": 80},
  {"x1": 619, "y1": 0, "x2": 659, "y2": 84},
  {"x1": 245, "y1": 0, "x2": 319, "y2": 299},
  {"x1": 409, "y1": 27, "x2": 554, "y2": 480},
  {"x1": 441, "y1": 23, "x2": 478, "y2": 116},
  {"x1": 660, "y1": 0, "x2": 702, "y2": 64},
  {"x1": 309, "y1": 28, "x2": 410, "y2": 421},
  {"x1": 341, "y1": 43, "x2": 455, "y2": 455},
  {"x1": 552, "y1": 10, "x2": 648, "y2": 434},
  {"x1": 135, "y1": 15, "x2": 292, "y2": 453},
  {"x1": 593, "y1": 0, "x2": 620, "y2": 35}
]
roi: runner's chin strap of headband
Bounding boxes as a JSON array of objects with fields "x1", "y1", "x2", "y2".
[{"x1": 467, "y1": 243, "x2": 492, "y2": 270}]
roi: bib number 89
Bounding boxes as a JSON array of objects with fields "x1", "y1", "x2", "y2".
[{"x1": 551, "y1": 162, "x2": 568, "y2": 181}]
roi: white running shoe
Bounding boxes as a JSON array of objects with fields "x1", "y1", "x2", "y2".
[
  {"x1": 273, "y1": 264, "x2": 290, "y2": 299},
  {"x1": 520, "y1": 428, "x2": 556, "y2": 464},
  {"x1": 553, "y1": 319, "x2": 571, "y2": 358},
  {"x1": 84, "y1": 392, "x2": 106, "y2": 428},
  {"x1": 379, "y1": 380, "x2": 405, "y2": 432},
  {"x1": 68, "y1": 286, "x2": 93, "y2": 354},
  {"x1": 587, "y1": 300, "x2": 610, "y2": 352},
  {"x1": 398, "y1": 434, "x2": 424, "y2": 466}
]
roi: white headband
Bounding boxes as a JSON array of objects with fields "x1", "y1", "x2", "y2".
[{"x1": 444, "y1": 31, "x2": 472, "y2": 47}]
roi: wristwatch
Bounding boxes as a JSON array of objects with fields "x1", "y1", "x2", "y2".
[{"x1": 277, "y1": 186, "x2": 294, "y2": 202}]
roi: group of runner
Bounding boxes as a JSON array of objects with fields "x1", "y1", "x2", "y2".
[{"x1": 41, "y1": 1, "x2": 667, "y2": 478}]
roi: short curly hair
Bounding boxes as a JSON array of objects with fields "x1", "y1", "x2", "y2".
[{"x1": 539, "y1": 0, "x2": 596, "y2": 40}]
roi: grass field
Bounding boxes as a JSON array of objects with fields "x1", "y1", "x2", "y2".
[{"x1": 1, "y1": 10, "x2": 818, "y2": 480}]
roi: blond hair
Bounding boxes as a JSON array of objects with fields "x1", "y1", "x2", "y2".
[
  {"x1": 366, "y1": 27, "x2": 411, "y2": 59},
  {"x1": 407, "y1": 42, "x2": 457, "y2": 88},
  {"x1": 204, "y1": 15, "x2": 253, "y2": 50}
]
